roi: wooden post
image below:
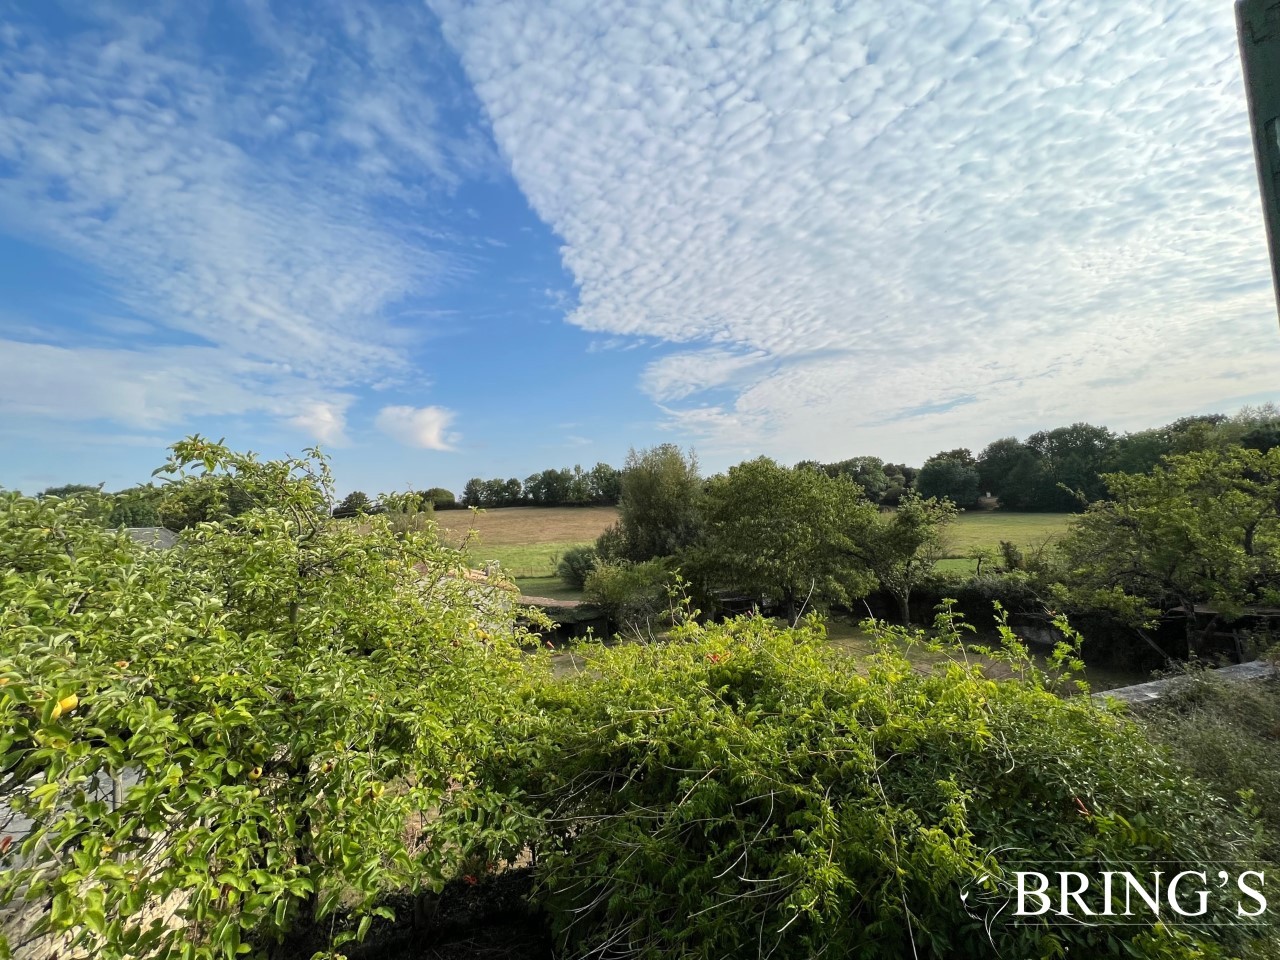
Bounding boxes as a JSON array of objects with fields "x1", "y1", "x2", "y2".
[{"x1": 1238, "y1": 0, "x2": 1280, "y2": 324}]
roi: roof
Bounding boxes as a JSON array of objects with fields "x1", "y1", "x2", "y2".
[{"x1": 124, "y1": 527, "x2": 178, "y2": 549}]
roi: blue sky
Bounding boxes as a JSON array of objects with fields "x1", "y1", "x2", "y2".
[{"x1": 1, "y1": 0, "x2": 1277, "y2": 498}]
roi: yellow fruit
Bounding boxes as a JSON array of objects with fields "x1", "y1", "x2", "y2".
[
  {"x1": 114, "y1": 660, "x2": 129, "y2": 669},
  {"x1": 248, "y1": 766, "x2": 263, "y2": 780},
  {"x1": 57, "y1": 694, "x2": 78, "y2": 713},
  {"x1": 191, "y1": 674, "x2": 200, "y2": 683},
  {"x1": 49, "y1": 702, "x2": 63, "y2": 721}
]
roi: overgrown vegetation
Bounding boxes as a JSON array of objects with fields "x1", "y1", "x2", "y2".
[
  {"x1": 0, "y1": 439, "x2": 542, "y2": 959},
  {"x1": 487, "y1": 608, "x2": 1277, "y2": 959}
]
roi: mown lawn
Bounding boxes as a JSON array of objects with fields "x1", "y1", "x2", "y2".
[
  {"x1": 433, "y1": 506, "x2": 618, "y2": 578},
  {"x1": 945, "y1": 511, "x2": 1072, "y2": 554},
  {"x1": 434, "y1": 506, "x2": 1073, "y2": 586}
]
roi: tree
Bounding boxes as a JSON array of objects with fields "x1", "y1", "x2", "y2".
[
  {"x1": 820, "y1": 456, "x2": 891, "y2": 503},
  {"x1": 0, "y1": 437, "x2": 537, "y2": 958},
  {"x1": 976, "y1": 438, "x2": 1050, "y2": 510},
  {"x1": 600, "y1": 444, "x2": 703, "y2": 562},
  {"x1": 916, "y1": 450, "x2": 979, "y2": 508},
  {"x1": 1058, "y1": 447, "x2": 1280, "y2": 657},
  {"x1": 588, "y1": 462, "x2": 621, "y2": 504},
  {"x1": 332, "y1": 490, "x2": 373, "y2": 518},
  {"x1": 462, "y1": 477, "x2": 485, "y2": 508},
  {"x1": 105, "y1": 484, "x2": 164, "y2": 528},
  {"x1": 39, "y1": 483, "x2": 101, "y2": 499},
  {"x1": 422, "y1": 487, "x2": 457, "y2": 509},
  {"x1": 1025, "y1": 423, "x2": 1116, "y2": 509},
  {"x1": 855, "y1": 493, "x2": 957, "y2": 623},
  {"x1": 687, "y1": 458, "x2": 877, "y2": 618},
  {"x1": 583, "y1": 559, "x2": 673, "y2": 635}
]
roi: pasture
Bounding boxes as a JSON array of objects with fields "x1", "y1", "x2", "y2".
[{"x1": 433, "y1": 505, "x2": 1074, "y2": 584}]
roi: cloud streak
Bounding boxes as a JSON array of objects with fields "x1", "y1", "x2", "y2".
[
  {"x1": 0, "y1": 3, "x2": 485, "y2": 440},
  {"x1": 434, "y1": 0, "x2": 1280, "y2": 461}
]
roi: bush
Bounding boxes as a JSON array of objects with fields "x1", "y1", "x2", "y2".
[
  {"x1": 0, "y1": 439, "x2": 540, "y2": 959},
  {"x1": 555, "y1": 545, "x2": 598, "y2": 589},
  {"x1": 582, "y1": 558, "x2": 674, "y2": 635},
  {"x1": 1140, "y1": 670, "x2": 1280, "y2": 862},
  {"x1": 487, "y1": 608, "x2": 1274, "y2": 960}
]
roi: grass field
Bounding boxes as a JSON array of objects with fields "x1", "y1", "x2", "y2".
[
  {"x1": 434, "y1": 506, "x2": 619, "y2": 578},
  {"x1": 433, "y1": 506, "x2": 1073, "y2": 581}
]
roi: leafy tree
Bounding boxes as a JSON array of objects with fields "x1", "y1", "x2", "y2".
[
  {"x1": 39, "y1": 483, "x2": 101, "y2": 499},
  {"x1": 1026, "y1": 423, "x2": 1116, "y2": 509},
  {"x1": 155, "y1": 473, "x2": 256, "y2": 530},
  {"x1": 687, "y1": 458, "x2": 877, "y2": 618},
  {"x1": 818, "y1": 456, "x2": 891, "y2": 503},
  {"x1": 854, "y1": 493, "x2": 957, "y2": 623},
  {"x1": 422, "y1": 487, "x2": 457, "y2": 509},
  {"x1": 600, "y1": 444, "x2": 703, "y2": 562},
  {"x1": 915, "y1": 450, "x2": 979, "y2": 508},
  {"x1": 0, "y1": 437, "x2": 539, "y2": 958},
  {"x1": 1058, "y1": 446, "x2": 1280, "y2": 656},
  {"x1": 582, "y1": 559, "x2": 674, "y2": 635},
  {"x1": 976, "y1": 438, "x2": 1050, "y2": 509},
  {"x1": 1105, "y1": 429, "x2": 1173, "y2": 477},
  {"x1": 376, "y1": 490, "x2": 436, "y2": 539},
  {"x1": 105, "y1": 485, "x2": 164, "y2": 528},
  {"x1": 880, "y1": 462, "x2": 917, "y2": 506},
  {"x1": 587, "y1": 462, "x2": 621, "y2": 504},
  {"x1": 332, "y1": 490, "x2": 372, "y2": 518},
  {"x1": 462, "y1": 477, "x2": 485, "y2": 508},
  {"x1": 556, "y1": 545, "x2": 599, "y2": 589}
]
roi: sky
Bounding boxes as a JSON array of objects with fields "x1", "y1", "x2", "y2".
[{"x1": 1, "y1": 0, "x2": 1277, "y2": 498}]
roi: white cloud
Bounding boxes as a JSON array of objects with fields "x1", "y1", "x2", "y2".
[
  {"x1": 0, "y1": 338, "x2": 355, "y2": 445},
  {"x1": 0, "y1": 4, "x2": 488, "y2": 436},
  {"x1": 433, "y1": 0, "x2": 1280, "y2": 462},
  {"x1": 288, "y1": 401, "x2": 351, "y2": 447},
  {"x1": 375, "y1": 405, "x2": 458, "y2": 450}
]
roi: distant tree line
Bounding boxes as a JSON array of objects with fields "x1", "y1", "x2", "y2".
[
  {"x1": 460, "y1": 462, "x2": 622, "y2": 508},
  {"x1": 802, "y1": 404, "x2": 1280, "y2": 512}
]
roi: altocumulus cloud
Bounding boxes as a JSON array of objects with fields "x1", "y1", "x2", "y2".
[
  {"x1": 0, "y1": 4, "x2": 485, "y2": 441},
  {"x1": 375, "y1": 406, "x2": 458, "y2": 450},
  {"x1": 433, "y1": 0, "x2": 1280, "y2": 461}
]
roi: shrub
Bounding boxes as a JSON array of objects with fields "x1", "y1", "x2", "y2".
[
  {"x1": 1140, "y1": 670, "x2": 1280, "y2": 862},
  {"x1": 555, "y1": 544, "x2": 598, "y2": 589},
  {"x1": 582, "y1": 558, "x2": 674, "y2": 635},
  {"x1": 488, "y1": 607, "x2": 1274, "y2": 960},
  {"x1": 0, "y1": 438, "x2": 540, "y2": 959}
]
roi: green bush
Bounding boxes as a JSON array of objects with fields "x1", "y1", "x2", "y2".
[
  {"x1": 555, "y1": 544, "x2": 598, "y2": 589},
  {"x1": 488, "y1": 608, "x2": 1274, "y2": 960},
  {"x1": 582, "y1": 558, "x2": 674, "y2": 635},
  {"x1": 0, "y1": 439, "x2": 540, "y2": 959},
  {"x1": 1140, "y1": 670, "x2": 1280, "y2": 862}
]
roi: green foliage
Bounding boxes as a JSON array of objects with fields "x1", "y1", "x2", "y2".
[
  {"x1": 331, "y1": 489, "x2": 372, "y2": 518},
  {"x1": 1141, "y1": 671, "x2": 1280, "y2": 862},
  {"x1": 494, "y1": 607, "x2": 1269, "y2": 959},
  {"x1": 421, "y1": 486, "x2": 457, "y2": 509},
  {"x1": 856, "y1": 492, "x2": 958, "y2": 623},
  {"x1": 1058, "y1": 446, "x2": 1280, "y2": 655},
  {"x1": 688, "y1": 457, "x2": 877, "y2": 616},
  {"x1": 38, "y1": 483, "x2": 102, "y2": 499},
  {"x1": 0, "y1": 437, "x2": 539, "y2": 959},
  {"x1": 916, "y1": 449, "x2": 980, "y2": 508},
  {"x1": 555, "y1": 544, "x2": 598, "y2": 589},
  {"x1": 582, "y1": 558, "x2": 674, "y2": 635},
  {"x1": 375, "y1": 490, "x2": 436, "y2": 539},
  {"x1": 605, "y1": 444, "x2": 703, "y2": 561},
  {"x1": 105, "y1": 486, "x2": 163, "y2": 529}
]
